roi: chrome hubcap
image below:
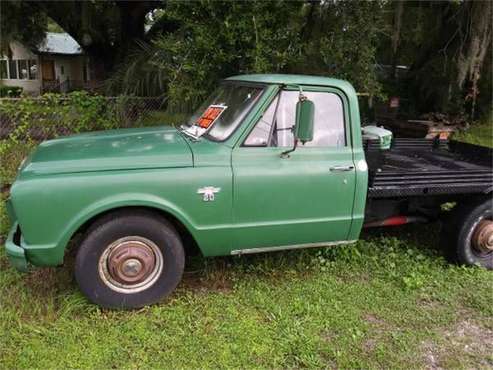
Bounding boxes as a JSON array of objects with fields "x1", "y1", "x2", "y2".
[
  {"x1": 472, "y1": 220, "x2": 493, "y2": 254},
  {"x1": 98, "y1": 236, "x2": 163, "y2": 294},
  {"x1": 122, "y1": 259, "x2": 143, "y2": 277}
]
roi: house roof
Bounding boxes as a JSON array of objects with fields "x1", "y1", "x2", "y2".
[{"x1": 36, "y1": 32, "x2": 83, "y2": 55}]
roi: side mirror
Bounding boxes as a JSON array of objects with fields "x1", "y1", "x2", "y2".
[{"x1": 294, "y1": 97, "x2": 314, "y2": 144}]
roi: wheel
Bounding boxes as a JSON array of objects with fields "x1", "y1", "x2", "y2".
[
  {"x1": 75, "y1": 210, "x2": 185, "y2": 309},
  {"x1": 441, "y1": 197, "x2": 493, "y2": 270}
]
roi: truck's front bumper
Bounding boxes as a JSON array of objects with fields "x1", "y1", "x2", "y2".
[{"x1": 5, "y1": 222, "x2": 28, "y2": 272}]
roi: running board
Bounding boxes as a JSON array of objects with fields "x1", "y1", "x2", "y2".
[{"x1": 231, "y1": 240, "x2": 357, "y2": 255}]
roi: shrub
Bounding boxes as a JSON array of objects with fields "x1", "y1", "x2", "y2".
[
  {"x1": 0, "y1": 92, "x2": 169, "y2": 184},
  {"x1": 0, "y1": 92, "x2": 121, "y2": 184},
  {"x1": 0, "y1": 85, "x2": 23, "y2": 97}
]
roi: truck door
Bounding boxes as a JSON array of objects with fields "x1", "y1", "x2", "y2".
[{"x1": 231, "y1": 87, "x2": 356, "y2": 252}]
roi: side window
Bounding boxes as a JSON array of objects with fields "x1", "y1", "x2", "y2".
[
  {"x1": 244, "y1": 90, "x2": 346, "y2": 147},
  {"x1": 244, "y1": 95, "x2": 279, "y2": 146}
]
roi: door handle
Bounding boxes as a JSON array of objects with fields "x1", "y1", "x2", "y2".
[{"x1": 330, "y1": 165, "x2": 354, "y2": 172}]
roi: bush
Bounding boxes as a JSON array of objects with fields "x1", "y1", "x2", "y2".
[
  {"x1": 0, "y1": 92, "x2": 182, "y2": 184},
  {"x1": 0, "y1": 85, "x2": 23, "y2": 97},
  {"x1": 0, "y1": 92, "x2": 122, "y2": 184}
]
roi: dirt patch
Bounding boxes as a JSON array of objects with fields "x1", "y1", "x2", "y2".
[
  {"x1": 421, "y1": 319, "x2": 493, "y2": 369},
  {"x1": 444, "y1": 319, "x2": 493, "y2": 365},
  {"x1": 321, "y1": 330, "x2": 337, "y2": 343},
  {"x1": 363, "y1": 313, "x2": 393, "y2": 330},
  {"x1": 361, "y1": 313, "x2": 398, "y2": 354},
  {"x1": 422, "y1": 340, "x2": 442, "y2": 370},
  {"x1": 363, "y1": 338, "x2": 377, "y2": 352},
  {"x1": 180, "y1": 270, "x2": 234, "y2": 293},
  {"x1": 335, "y1": 271, "x2": 372, "y2": 285},
  {"x1": 417, "y1": 297, "x2": 442, "y2": 310}
]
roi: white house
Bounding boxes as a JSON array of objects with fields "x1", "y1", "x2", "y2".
[{"x1": 0, "y1": 32, "x2": 97, "y2": 95}]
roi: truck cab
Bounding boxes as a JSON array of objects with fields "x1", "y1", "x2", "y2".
[{"x1": 212, "y1": 75, "x2": 368, "y2": 254}]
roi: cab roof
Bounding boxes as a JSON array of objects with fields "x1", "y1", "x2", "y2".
[{"x1": 226, "y1": 74, "x2": 356, "y2": 95}]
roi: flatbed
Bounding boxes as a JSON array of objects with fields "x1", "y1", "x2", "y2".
[{"x1": 366, "y1": 138, "x2": 493, "y2": 198}]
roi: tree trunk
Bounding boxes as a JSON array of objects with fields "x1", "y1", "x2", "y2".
[
  {"x1": 30, "y1": 1, "x2": 162, "y2": 79},
  {"x1": 456, "y1": 0, "x2": 492, "y2": 118},
  {"x1": 390, "y1": 0, "x2": 404, "y2": 80}
]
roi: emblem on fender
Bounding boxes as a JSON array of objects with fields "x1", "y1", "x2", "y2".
[{"x1": 197, "y1": 186, "x2": 221, "y2": 202}]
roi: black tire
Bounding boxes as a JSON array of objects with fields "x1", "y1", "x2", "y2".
[
  {"x1": 441, "y1": 197, "x2": 493, "y2": 270},
  {"x1": 75, "y1": 209, "x2": 185, "y2": 309}
]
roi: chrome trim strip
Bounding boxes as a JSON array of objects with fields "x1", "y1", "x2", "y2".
[{"x1": 231, "y1": 240, "x2": 357, "y2": 255}]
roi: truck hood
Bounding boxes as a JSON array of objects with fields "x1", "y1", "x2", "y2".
[{"x1": 20, "y1": 126, "x2": 193, "y2": 176}]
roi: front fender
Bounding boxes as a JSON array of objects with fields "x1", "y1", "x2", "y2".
[
  {"x1": 19, "y1": 193, "x2": 202, "y2": 267},
  {"x1": 13, "y1": 166, "x2": 233, "y2": 266},
  {"x1": 57, "y1": 193, "x2": 200, "y2": 259}
]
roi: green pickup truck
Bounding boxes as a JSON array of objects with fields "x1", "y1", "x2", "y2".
[{"x1": 5, "y1": 74, "x2": 492, "y2": 308}]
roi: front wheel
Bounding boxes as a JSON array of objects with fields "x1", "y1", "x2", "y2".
[
  {"x1": 75, "y1": 210, "x2": 185, "y2": 309},
  {"x1": 441, "y1": 198, "x2": 493, "y2": 270}
]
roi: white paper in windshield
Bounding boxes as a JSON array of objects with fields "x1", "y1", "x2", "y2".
[{"x1": 184, "y1": 104, "x2": 227, "y2": 138}]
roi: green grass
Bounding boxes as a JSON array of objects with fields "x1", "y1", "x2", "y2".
[
  {"x1": 452, "y1": 118, "x2": 493, "y2": 148},
  {"x1": 0, "y1": 224, "x2": 492, "y2": 369}
]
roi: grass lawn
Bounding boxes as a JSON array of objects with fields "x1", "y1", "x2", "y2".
[
  {"x1": 0, "y1": 225, "x2": 492, "y2": 369},
  {"x1": 0, "y1": 119, "x2": 492, "y2": 369},
  {"x1": 452, "y1": 119, "x2": 493, "y2": 148}
]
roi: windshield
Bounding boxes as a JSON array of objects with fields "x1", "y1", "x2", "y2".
[{"x1": 185, "y1": 83, "x2": 264, "y2": 141}]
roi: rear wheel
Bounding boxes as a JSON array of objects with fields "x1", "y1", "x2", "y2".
[
  {"x1": 441, "y1": 198, "x2": 493, "y2": 270},
  {"x1": 75, "y1": 210, "x2": 185, "y2": 309}
]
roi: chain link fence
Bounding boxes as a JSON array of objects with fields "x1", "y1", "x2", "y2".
[
  {"x1": 0, "y1": 96, "x2": 175, "y2": 141},
  {"x1": 0, "y1": 95, "x2": 193, "y2": 185}
]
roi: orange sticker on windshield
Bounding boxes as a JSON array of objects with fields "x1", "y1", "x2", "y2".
[{"x1": 196, "y1": 105, "x2": 227, "y2": 128}]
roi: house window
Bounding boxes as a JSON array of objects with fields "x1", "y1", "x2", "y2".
[
  {"x1": 8, "y1": 60, "x2": 18, "y2": 79},
  {"x1": 28, "y1": 60, "x2": 37, "y2": 80},
  {"x1": 60, "y1": 65, "x2": 64, "y2": 75},
  {"x1": 0, "y1": 60, "x2": 7, "y2": 79},
  {"x1": 18, "y1": 60, "x2": 29, "y2": 79}
]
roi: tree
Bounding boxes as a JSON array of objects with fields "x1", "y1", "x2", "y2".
[
  {"x1": 456, "y1": 0, "x2": 492, "y2": 119},
  {"x1": 306, "y1": 1, "x2": 385, "y2": 97},
  {"x1": 2, "y1": 0, "x2": 166, "y2": 78},
  {"x1": 3, "y1": 0, "x2": 489, "y2": 119},
  {"x1": 107, "y1": 0, "x2": 308, "y2": 105},
  {"x1": 379, "y1": 0, "x2": 492, "y2": 119},
  {"x1": 108, "y1": 0, "x2": 385, "y2": 106},
  {"x1": 390, "y1": 1, "x2": 404, "y2": 80},
  {"x1": 0, "y1": 0, "x2": 48, "y2": 57}
]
